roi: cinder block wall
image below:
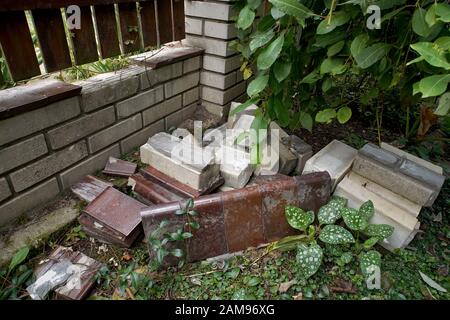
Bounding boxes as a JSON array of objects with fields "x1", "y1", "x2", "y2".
[
  {"x1": 184, "y1": 0, "x2": 247, "y2": 117},
  {"x1": 0, "y1": 54, "x2": 201, "y2": 227}
]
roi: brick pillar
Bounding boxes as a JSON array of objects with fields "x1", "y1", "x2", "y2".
[{"x1": 183, "y1": 0, "x2": 247, "y2": 118}]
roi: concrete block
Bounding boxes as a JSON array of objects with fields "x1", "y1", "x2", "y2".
[
  {"x1": 204, "y1": 21, "x2": 237, "y2": 39},
  {"x1": 0, "y1": 178, "x2": 12, "y2": 203},
  {"x1": 0, "y1": 97, "x2": 80, "y2": 146},
  {"x1": 60, "y1": 144, "x2": 121, "y2": 190},
  {"x1": 185, "y1": 17, "x2": 203, "y2": 35},
  {"x1": 120, "y1": 119, "x2": 165, "y2": 154},
  {"x1": 284, "y1": 135, "x2": 313, "y2": 174},
  {"x1": 202, "y1": 81, "x2": 246, "y2": 105},
  {"x1": 143, "y1": 95, "x2": 182, "y2": 126},
  {"x1": 215, "y1": 145, "x2": 254, "y2": 188},
  {"x1": 165, "y1": 103, "x2": 198, "y2": 130},
  {"x1": 47, "y1": 106, "x2": 116, "y2": 149},
  {"x1": 183, "y1": 56, "x2": 202, "y2": 74},
  {"x1": 203, "y1": 123, "x2": 227, "y2": 148},
  {"x1": 88, "y1": 114, "x2": 142, "y2": 153},
  {"x1": 227, "y1": 101, "x2": 258, "y2": 128},
  {"x1": 185, "y1": 0, "x2": 235, "y2": 21},
  {"x1": 184, "y1": 36, "x2": 235, "y2": 57},
  {"x1": 183, "y1": 87, "x2": 200, "y2": 106},
  {"x1": 380, "y1": 142, "x2": 443, "y2": 175},
  {"x1": 116, "y1": 86, "x2": 164, "y2": 118},
  {"x1": 0, "y1": 135, "x2": 48, "y2": 175},
  {"x1": 0, "y1": 178, "x2": 60, "y2": 226},
  {"x1": 201, "y1": 71, "x2": 236, "y2": 90},
  {"x1": 334, "y1": 173, "x2": 420, "y2": 250},
  {"x1": 269, "y1": 121, "x2": 289, "y2": 139},
  {"x1": 80, "y1": 70, "x2": 140, "y2": 112},
  {"x1": 10, "y1": 141, "x2": 88, "y2": 192},
  {"x1": 165, "y1": 72, "x2": 200, "y2": 98},
  {"x1": 203, "y1": 54, "x2": 241, "y2": 74},
  {"x1": 303, "y1": 140, "x2": 357, "y2": 190},
  {"x1": 140, "y1": 132, "x2": 221, "y2": 192},
  {"x1": 278, "y1": 143, "x2": 297, "y2": 175},
  {"x1": 140, "y1": 62, "x2": 183, "y2": 89},
  {"x1": 202, "y1": 101, "x2": 228, "y2": 118}
]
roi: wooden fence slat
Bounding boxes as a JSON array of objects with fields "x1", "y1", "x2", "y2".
[
  {"x1": 0, "y1": 11, "x2": 41, "y2": 81},
  {"x1": 118, "y1": 2, "x2": 141, "y2": 54},
  {"x1": 157, "y1": 0, "x2": 173, "y2": 44},
  {"x1": 172, "y1": 0, "x2": 184, "y2": 41},
  {"x1": 32, "y1": 8, "x2": 72, "y2": 72},
  {"x1": 94, "y1": 4, "x2": 121, "y2": 59},
  {"x1": 140, "y1": 1, "x2": 157, "y2": 48},
  {"x1": 72, "y1": 6, "x2": 99, "y2": 65},
  {"x1": 0, "y1": 0, "x2": 142, "y2": 12}
]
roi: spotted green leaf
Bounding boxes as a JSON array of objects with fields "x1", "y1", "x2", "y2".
[
  {"x1": 336, "y1": 252, "x2": 353, "y2": 266},
  {"x1": 317, "y1": 197, "x2": 347, "y2": 225},
  {"x1": 341, "y1": 207, "x2": 369, "y2": 231},
  {"x1": 364, "y1": 224, "x2": 394, "y2": 240},
  {"x1": 285, "y1": 206, "x2": 315, "y2": 231},
  {"x1": 319, "y1": 225, "x2": 355, "y2": 244},
  {"x1": 363, "y1": 237, "x2": 380, "y2": 249},
  {"x1": 359, "y1": 200, "x2": 374, "y2": 220},
  {"x1": 296, "y1": 243, "x2": 323, "y2": 279},
  {"x1": 359, "y1": 250, "x2": 381, "y2": 277}
]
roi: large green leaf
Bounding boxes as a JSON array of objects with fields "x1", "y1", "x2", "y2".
[
  {"x1": 273, "y1": 60, "x2": 292, "y2": 82},
  {"x1": 299, "y1": 112, "x2": 313, "y2": 132},
  {"x1": 296, "y1": 243, "x2": 323, "y2": 279},
  {"x1": 247, "y1": 74, "x2": 269, "y2": 97},
  {"x1": 237, "y1": 6, "x2": 256, "y2": 30},
  {"x1": 319, "y1": 225, "x2": 355, "y2": 245},
  {"x1": 435, "y1": 92, "x2": 450, "y2": 116},
  {"x1": 327, "y1": 40, "x2": 346, "y2": 57},
  {"x1": 317, "y1": 197, "x2": 347, "y2": 225},
  {"x1": 435, "y1": 37, "x2": 450, "y2": 50},
  {"x1": 315, "y1": 108, "x2": 336, "y2": 123},
  {"x1": 320, "y1": 57, "x2": 346, "y2": 75},
  {"x1": 249, "y1": 29, "x2": 275, "y2": 52},
  {"x1": 273, "y1": 95, "x2": 290, "y2": 126},
  {"x1": 359, "y1": 200, "x2": 374, "y2": 220},
  {"x1": 337, "y1": 106, "x2": 352, "y2": 124},
  {"x1": 300, "y1": 70, "x2": 321, "y2": 84},
  {"x1": 257, "y1": 32, "x2": 285, "y2": 70},
  {"x1": 412, "y1": 8, "x2": 431, "y2": 37},
  {"x1": 9, "y1": 246, "x2": 29, "y2": 273},
  {"x1": 285, "y1": 206, "x2": 315, "y2": 231},
  {"x1": 415, "y1": 74, "x2": 450, "y2": 98},
  {"x1": 269, "y1": 0, "x2": 313, "y2": 26},
  {"x1": 350, "y1": 34, "x2": 370, "y2": 59},
  {"x1": 248, "y1": 0, "x2": 262, "y2": 10},
  {"x1": 317, "y1": 11, "x2": 351, "y2": 35},
  {"x1": 410, "y1": 42, "x2": 450, "y2": 70},
  {"x1": 359, "y1": 250, "x2": 381, "y2": 277},
  {"x1": 364, "y1": 224, "x2": 394, "y2": 240},
  {"x1": 341, "y1": 207, "x2": 369, "y2": 231},
  {"x1": 435, "y1": 3, "x2": 450, "y2": 23},
  {"x1": 354, "y1": 43, "x2": 390, "y2": 69}
]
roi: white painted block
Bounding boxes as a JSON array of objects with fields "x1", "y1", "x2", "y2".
[
  {"x1": 215, "y1": 145, "x2": 254, "y2": 188},
  {"x1": 227, "y1": 101, "x2": 257, "y2": 129}
]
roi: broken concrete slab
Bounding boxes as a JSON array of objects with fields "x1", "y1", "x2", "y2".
[
  {"x1": 278, "y1": 143, "x2": 297, "y2": 175},
  {"x1": 71, "y1": 175, "x2": 113, "y2": 203},
  {"x1": 303, "y1": 140, "x2": 357, "y2": 190},
  {"x1": 353, "y1": 143, "x2": 445, "y2": 206},
  {"x1": 334, "y1": 173, "x2": 420, "y2": 250},
  {"x1": 227, "y1": 101, "x2": 258, "y2": 129},
  {"x1": 380, "y1": 142, "x2": 443, "y2": 175},
  {"x1": 102, "y1": 157, "x2": 137, "y2": 177},
  {"x1": 283, "y1": 135, "x2": 313, "y2": 174},
  {"x1": 177, "y1": 105, "x2": 222, "y2": 134},
  {"x1": 140, "y1": 132, "x2": 222, "y2": 192},
  {"x1": 79, "y1": 187, "x2": 147, "y2": 247},
  {"x1": 203, "y1": 123, "x2": 227, "y2": 148},
  {"x1": 226, "y1": 114, "x2": 256, "y2": 150},
  {"x1": 269, "y1": 121, "x2": 290, "y2": 140},
  {"x1": 215, "y1": 145, "x2": 254, "y2": 188}
]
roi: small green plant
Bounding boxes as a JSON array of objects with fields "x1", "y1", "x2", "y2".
[
  {"x1": 0, "y1": 246, "x2": 33, "y2": 300},
  {"x1": 65, "y1": 225, "x2": 87, "y2": 243},
  {"x1": 148, "y1": 198, "x2": 200, "y2": 267},
  {"x1": 271, "y1": 197, "x2": 394, "y2": 283}
]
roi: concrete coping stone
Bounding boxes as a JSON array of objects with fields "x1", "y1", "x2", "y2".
[{"x1": 130, "y1": 44, "x2": 204, "y2": 69}]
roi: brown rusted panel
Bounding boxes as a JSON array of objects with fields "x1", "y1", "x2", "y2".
[
  {"x1": 0, "y1": 11, "x2": 41, "y2": 81},
  {"x1": 222, "y1": 185, "x2": 266, "y2": 252},
  {"x1": 156, "y1": 0, "x2": 173, "y2": 44},
  {"x1": 0, "y1": 0, "x2": 141, "y2": 11},
  {"x1": 72, "y1": 6, "x2": 99, "y2": 65},
  {"x1": 130, "y1": 46, "x2": 204, "y2": 69},
  {"x1": 81, "y1": 187, "x2": 147, "y2": 247},
  {"x1": 129, "y1": 173, "x2": 183, "y2": 204},
  {"x1": 187, "y1": 194, "x2": 227, "y2": 262},
  {"x1": 172, "y1": 0, "x2": 185, "y2": 41},
  {"x1": 103, "y1": 156, "x2": 137, "y2": 177},
  {"x1": 71, "y1": 175, "x2": 113, "y2": 203},
  {"x1": 94, "y1": 4, "x2": 121, "y2": 59},
  {"x1": 0, "y1": 79, "x2": 81, "y2": 120},
  {"x1": 294, "y1": 172, "x2": 332, "y2": 213},
  {"x1": 118, "y1": 2, "x2": 141, "y2": 53},
  {"x1": 32, "y1": 8, "x2": 72, "y2": 72},
  {"x1": 140, "y1": 1, "x2": 157, "y2": 47}
]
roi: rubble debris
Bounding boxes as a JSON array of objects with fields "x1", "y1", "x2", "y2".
[
  {"x1": 303, "y1": 139, "x2": 357, "y2": 190},
  {"x1": 102, "y1": 156, "x2": 137, "y2": 177},
  {"x1": 177, "y1": 105, "x2": 222, "y2": 134},
  {"x1": 283, "y1": 135, "x2": 313, "y2": 174},
  {"x1": 203, "y1": 123, "x2": 227, "y2": 148},
  {"x1": 28, "y1": 246, "x2": 102, "y2": 300},
  {"x1": 227, "y1": 101, "x2": 258, "y2": 129},
  {"x1": 79, "y1": 187, "x2": 147, "y2": 247},
  {"x1": 140, "y1": 132, "x2": 222, "y2": 192},
  {"x1": 352, "y1": 143, "x2": 445, "y2": 206},
  {"x1": 215, "y1": 145, "x2": 254, "y2": 188},
  {"x1": 141, "y1": 172, "x2": 331, "y2": 263},
  {"x1": 70, "y1": 175, "x2": 113, "y2": 203}
]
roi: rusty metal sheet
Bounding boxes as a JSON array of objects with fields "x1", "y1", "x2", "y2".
[
  {"x1": 71, "y1": 175, "x2": 113, "y2": 203},
  {"x1": 81, "y1": 187, "x2": 147, "y2": 247},
  {"x1": 129, "y1": 173, "x2": 183, "y2": 204},
  {"x1": 34, "y1": 246, "x2": 102, "y2": 300},
  {"x1": 103, "y1": 156, "x2": 137, "y2": 177}
]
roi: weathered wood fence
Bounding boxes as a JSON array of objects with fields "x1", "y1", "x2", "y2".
[{"x1": 0, "y1": 0, "x2": 185, "y2": 81}]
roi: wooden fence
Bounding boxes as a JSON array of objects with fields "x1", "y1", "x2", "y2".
[{"x1": 0, "y1": 0, "x2": 185, "y2": 82}]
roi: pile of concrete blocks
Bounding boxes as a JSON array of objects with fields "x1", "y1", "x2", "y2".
[{"x1": 334, "y1": 142, "x2": 445, "y2": 251}]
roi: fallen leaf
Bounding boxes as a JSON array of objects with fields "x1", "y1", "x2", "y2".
[
  {"x1": 418, "y1": 106, "x2": 438, "y2": 136},
  {"x1": 330, "y1": 278, "x2": 357, "y2": 294},
  {"x1": 122, "y1": 252, "x2": 133, "y2": 261},
  {"x1": 278, "y1": 280, "x2": 297, "y2": 293},
  {"x1": 419, "y1": 271, "x2": 448, "y2": 293}
]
